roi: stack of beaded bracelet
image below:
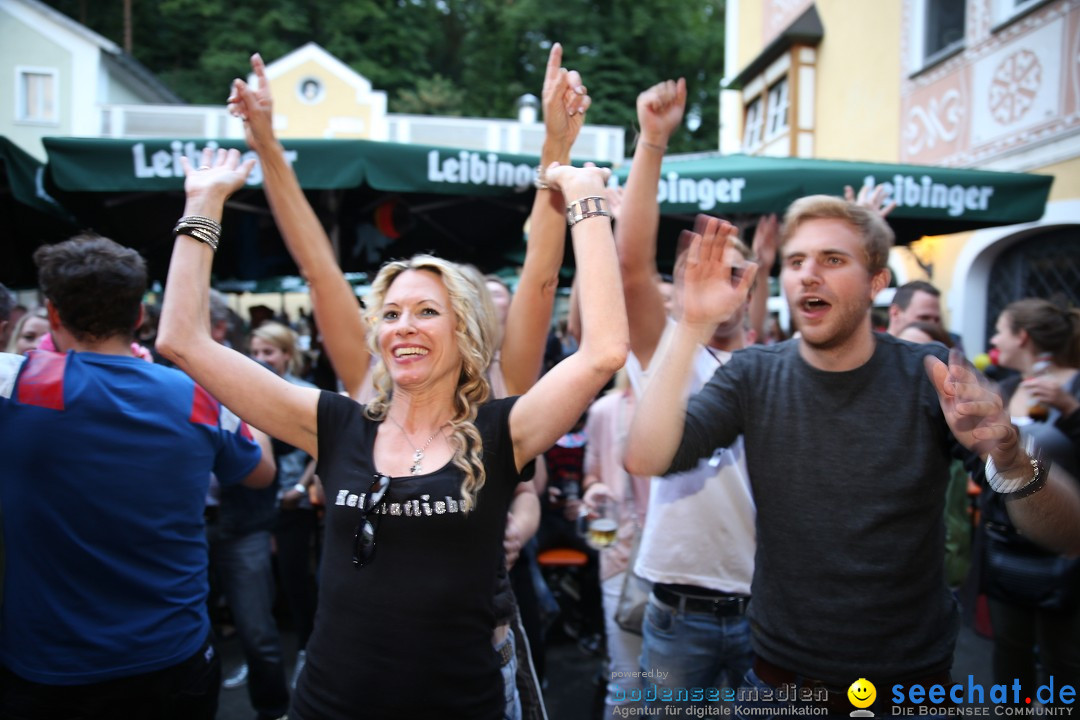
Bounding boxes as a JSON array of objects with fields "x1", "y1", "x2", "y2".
[{"x1": 173, "y1": 215, "x2": 223, "y2": 252}]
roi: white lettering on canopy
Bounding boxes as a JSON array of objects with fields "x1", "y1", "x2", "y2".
[
  {"x1": 426, "y1": 150, "x2": 538, "y2": 191},
  {"x1": 132, "y1": 141, "x2": 297, "y2": 186},
  {"x1": 862, "y1": 174, "x2": 994, "y2": 217},
  {"x1": 608, "y1": 172, "x2": 748, "y2": 211}
]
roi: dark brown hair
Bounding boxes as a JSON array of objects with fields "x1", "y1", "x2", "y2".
[
  {"x1": 1004, "y1": 297, "x2": 1080, "y2": 368},
  {"x1": 34, "y1": 234, "x2": 147, "y2": 342}
]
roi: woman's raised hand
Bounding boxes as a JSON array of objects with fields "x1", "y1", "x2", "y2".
[
  {"x1": 542, "y1": 43, "x2": 591, "y2": 160},
  {"x1": 541, "y1": 161, "x2": 610, "y2": 199},
  {"x1": 227, "y1": 53, "x2": 276, "y2": 153},
  {"x1": 181, "y1": 147, "x2": 255, "y2": 199}
]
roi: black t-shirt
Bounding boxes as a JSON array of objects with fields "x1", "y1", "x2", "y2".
[{"x1": 291, "y1": 392, "x2": 528, "y2": 720}]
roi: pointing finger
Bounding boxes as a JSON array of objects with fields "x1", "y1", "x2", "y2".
[{"x1": 544, "y1": 43, "x2": 563, "y2": 85}]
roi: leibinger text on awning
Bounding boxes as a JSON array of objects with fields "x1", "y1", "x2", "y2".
[
  {"x1": 862, "y1": 174, "x2": 995, "y2": 217},
  {"x1": 132, "y1": 141, "x2": 292, "y2": 186}
]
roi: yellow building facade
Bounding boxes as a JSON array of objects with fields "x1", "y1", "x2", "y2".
[
  {"x1": 723, "y1": 0, "x2": 1080, "y2": 354},
  {"x1": 252, "y1": 42, "x2": 388, "y2": 140}
]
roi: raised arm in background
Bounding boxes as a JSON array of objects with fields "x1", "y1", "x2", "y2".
[
  {"x1": 747, "y1": 214, "x2": 778, "y2": 343},
  {"x1": 510, "y1": 162, "x2": 628, "y2": 471},
  {"x1": 844, "y1": 183, "x2": 898, "y2": 218},
  {"x1": 499, "y1": 42, "x2": 591, "y2": 395},
  {"x1": 157, "y1": 148, "x2": 321, "y2": 459},
  {"x1": 615, "y1": 79, "x2": 686, "y2": 370},
  {"x1": 624, "y1": 218, "x2": 756, "y2": 477},
  {"x1": 228, "y1": 54, "x2": 372, "y2": 398}
]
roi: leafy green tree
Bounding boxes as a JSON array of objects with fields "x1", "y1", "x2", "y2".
[
  {"x1": 39, "y1": 0, "x2": 726, "y2": 153},
  {"x1": 394, "y1": 75, "x2": 467, "y2": 116}
]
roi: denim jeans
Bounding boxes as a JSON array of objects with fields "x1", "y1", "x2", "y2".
[
  {"x1": 209, "y1": 528, "x2": 289, "y2": 719},
  {"x1": 640, "y1": 592, "x2": 752, "y2": 709},
  {"x1": 602, "y1": 572, "x2": 644, "y2": 717},
  {"x1": 497, "y1": 628, "x2": 522, "y2": 720},
  {"x1": 733, "y1": 666, "x2": 803, "y2": 720}
]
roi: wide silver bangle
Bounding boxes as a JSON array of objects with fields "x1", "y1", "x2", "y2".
[{"x1": 566, "y1": 196, "x2": 611, "y2": 227}]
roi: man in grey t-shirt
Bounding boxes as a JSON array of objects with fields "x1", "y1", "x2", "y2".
[{"x1": 626, "y1": 196, "x2": 1080, "y2": 712}]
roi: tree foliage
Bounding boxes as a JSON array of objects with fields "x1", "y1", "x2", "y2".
[{"x1": 40, "y1": 0, "x2": 725, "y2": 153}]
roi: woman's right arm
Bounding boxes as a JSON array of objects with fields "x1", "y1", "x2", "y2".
[
  {"x1": 157, "y1": 148, "x2": 321, "y2": 458},
  {"x1": 229, "y1": 54, "x2": 372, "y2": 398}
]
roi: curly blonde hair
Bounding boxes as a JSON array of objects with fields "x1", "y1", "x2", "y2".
[{"x1": 362, "y1": 255, "x2": 499, "y2": 512}]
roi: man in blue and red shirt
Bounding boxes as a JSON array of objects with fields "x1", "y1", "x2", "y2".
[{"x1": 0, "y1": 234, "x2": 275, "y2": 719}]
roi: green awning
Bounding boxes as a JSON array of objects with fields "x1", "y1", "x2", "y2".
[
  {"x1": 0, "y1": 137, "x2": 75, "y2": 222},
  {"x1": 42, "y1": 137, "x2": 542, "y2": 196},
  {"x1": 612, "y1": 153, "x2": 1053, "y2": 240}
]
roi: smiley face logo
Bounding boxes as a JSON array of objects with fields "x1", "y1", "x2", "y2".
[{"x1": 848, "y1": 678, "x2": 876, "y2": 709}]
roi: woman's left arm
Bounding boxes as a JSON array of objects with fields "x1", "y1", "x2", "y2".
[
  {"x1": 509, "y1": 164, "x2": 628, "y2": 471},
  {"x1": 499, "y1": 42, "x2": 589, "y2": 395}
]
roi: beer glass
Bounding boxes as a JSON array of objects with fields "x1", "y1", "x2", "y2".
[{"x1": 582, "y1": 498, "x2": 617, "y2": 550}]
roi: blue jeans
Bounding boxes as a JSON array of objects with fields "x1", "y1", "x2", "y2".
[
  {"x1": 733, "y1": 666, "x2": 801, "y2": 720},
  {"x1": 640, "y1": 592, "x2": 752, "y2": 708},
  {"x1": 209, "y1": 528, "x2": 289, "y2": 719},
  {"x1": 497, "y1": 628, "x2": 522, "y2": 720}
]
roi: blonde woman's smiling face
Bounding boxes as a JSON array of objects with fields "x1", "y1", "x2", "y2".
[{"x1": 378, "y1": 269, "x2": 461, "y2": 389}]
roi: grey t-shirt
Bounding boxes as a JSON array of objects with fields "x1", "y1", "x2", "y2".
[{"x1": 670, "y1": 333, "x2": 968, "y2": 683}]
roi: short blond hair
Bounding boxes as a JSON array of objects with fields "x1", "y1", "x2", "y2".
[
  {"x1": 250, "y1": 322, "x2": 303, "y2": 376},
  {"x1": 781, "y1": 195, "x2": 894, "y2": 274}
]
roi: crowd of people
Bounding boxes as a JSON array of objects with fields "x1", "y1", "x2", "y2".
[{"x1": 1, "y1": 43, "x2": 1079, "y2": 720}]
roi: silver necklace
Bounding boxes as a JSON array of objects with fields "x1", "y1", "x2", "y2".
[{"x1": 387, "y1": 416, "x2": 446, "y2": 475}]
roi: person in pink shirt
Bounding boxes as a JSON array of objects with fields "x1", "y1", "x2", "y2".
[{"x1": 581, "y1": 371, "x2": 651, "y2": 716}]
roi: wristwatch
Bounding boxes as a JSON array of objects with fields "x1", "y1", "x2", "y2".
[
  {"x1": 985, "y1": 453, "x2": 1049, "y2": 499},
  {"x1": 292, "y1": 482, "x2": 307, "y2": 495}
]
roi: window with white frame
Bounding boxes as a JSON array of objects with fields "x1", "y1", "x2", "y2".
[
  {"x1": 923, "y1": 0, "x2": 965, "y2": 63},
  {"x1": 16, "y1": 68, "x2": 58, "y2": 123},
  {"x1": 742, "y1": 96, "x2": 764, "y2": 151},
  {"x1": 765, "y1": 78, "x2": 789, "y2": 139}
]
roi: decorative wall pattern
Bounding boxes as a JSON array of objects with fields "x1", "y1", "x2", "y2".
[
  {"x1": 901, "y1": 0, "x2": 1079, "y2": 167},
  {"x1": 905, "y1": 87, "x2": 967, "y2": 155}
]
